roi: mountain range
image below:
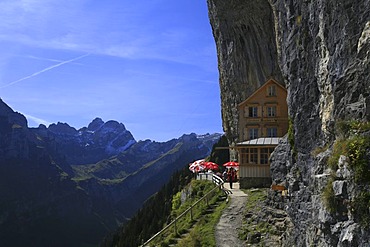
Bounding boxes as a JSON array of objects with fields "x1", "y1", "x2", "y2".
[{"x1": 0, "y1": 98, "x2": 221, "y2": 247}]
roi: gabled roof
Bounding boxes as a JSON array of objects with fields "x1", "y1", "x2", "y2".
[{"x1": 238, "y1": 78, "x2": 286, "y2": 107}]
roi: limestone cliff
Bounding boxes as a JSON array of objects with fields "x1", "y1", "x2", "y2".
[
  {"x1": 208, "y1": 0, "x2": 370, "y2": 246},
  {"x1": 207, "y1": 0, "x2": 283, "y2": 150}
]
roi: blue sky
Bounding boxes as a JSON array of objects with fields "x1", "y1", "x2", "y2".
[{"x1": 0, "y1": 0, "x2": 223, "y2": 142}]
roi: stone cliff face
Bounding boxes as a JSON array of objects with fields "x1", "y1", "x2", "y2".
[
  {"x1": 208, "y1": 0, "x2": 370, "y2": 246},
  {"x1": 207, "y1": 0, "x2": 283, "y2": 149}
]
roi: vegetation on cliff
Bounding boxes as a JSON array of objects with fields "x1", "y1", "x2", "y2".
[{"x1": 323, "y1": 120, "x2": 370, "y2": 226}]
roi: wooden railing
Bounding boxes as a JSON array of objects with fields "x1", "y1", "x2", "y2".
[
  {"x1": 140, "y1": 174, "x2": 225, "y2": 247},
  {"x1": 197, "y1": 173, "x2": 223, "y2": 185}
]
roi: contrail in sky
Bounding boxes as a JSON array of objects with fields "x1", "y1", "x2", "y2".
[{"x1": 0, "y1": 53, "x2": 90, "y2": 89}]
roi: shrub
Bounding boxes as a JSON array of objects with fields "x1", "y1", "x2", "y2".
[
  {"x1": 327, "y1": 139, "x2": 350, "y2": 170},
  {"x1": 172, "y1": 192, "x2": 182, "y2": 211},
  {"x1": 325, "y1": 120, "x2": 370, "y2": 219},
  {"x1": 335, "y1": 120, "x2": 352, "y2": 139},
  {"x1": 322, "y1": 177, "x2": 337, "y2": 213},
  {"x1": 353, "y1": 191, "x2": 370, "y2": 228},
  {"x1": 311, "y1": 144, "x2": 329, "y2": 156},
  {"x1": 288, "y1": 117, "x2": 297, "y2": 157},
  {"x1": 349, "y1": 121, "x2": 370, "y2": 132},
  {"x1": 347, "y1": 136, "x2": 370, "y2": 183}
]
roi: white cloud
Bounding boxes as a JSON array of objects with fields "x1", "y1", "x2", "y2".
[
  {"x1": 0, "y1": 0, "x2": 216, "y2": 69},
  {"x1": 24, "y1": 113, "x2": 51, "y2": 127},
  {"x1": 0, "y1": 53, "x2": 90, "y2": 89}
]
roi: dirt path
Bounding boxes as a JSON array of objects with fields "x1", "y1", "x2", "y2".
[{"x1": 215, "y1": 182, "x2": 247, "y2": 247}]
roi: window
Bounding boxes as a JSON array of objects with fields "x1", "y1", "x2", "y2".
[
  {"x1": 268, "y1": 85, "x2": 276, "y2": 96},
  {"x1": 267, "y1": 106, "x2": 276, "y2": 117},
  {"x1": 250, "y1": 148, "x2": 258, "y2": 164},
  {"x1": 249, "y1": 128, "x2": 258, "y2": 140},
  {"x1": 267, "y1": 128, "x2": 278, "y2": 137},
  {"x1": 248, "y1": 107, "x2": 258, "y2": 117},
  {"x1": 260, "y1": 148, "x2": 269, "y2": 164},
  {"x1": 240, "y1": 148, "x2": 248, "y2": 164}
]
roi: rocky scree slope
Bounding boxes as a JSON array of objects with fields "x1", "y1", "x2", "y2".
[{"x1": 207, "y1": 0, "x2": 370, "y2": 246}]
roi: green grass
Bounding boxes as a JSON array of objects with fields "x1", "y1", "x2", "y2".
[
  {"x1": 239, "y1": 189, "x2": 269, "y2": 242},
  {"x1": 149, "y1": 180, "x2": 226, "y2": 246},
  {"x1": 311, "y1": 144, "x2": 329, "y2": 156},
  {"x1": 243, "y1": 188, "x2": 267, "y2": 212},
  {"x1": 327, "y1": 139, "x2": 350, "y2": 170},
  {"x1": 322, "y1": 176, "x2": 337, "y2": 213},
  {"x1": 176, "y1": 197, "x2": 227, "y2": 247}
]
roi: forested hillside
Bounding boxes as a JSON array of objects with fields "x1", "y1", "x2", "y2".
[
  {"x1": 101, "y1": 135, "x2": 230, "y2": 247},
  {"x1": 101, "y1": 166, "x2": 194, "y2": 247}
]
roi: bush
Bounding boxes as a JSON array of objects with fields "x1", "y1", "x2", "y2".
[
  {"x1": 322, "y1": 177, "x2": 337, "y2": 213},
  {"x1": 347, "y1": 136, "x2": 370, "y2": 183},
  {"x1": 353, "y1": 191, "x2": 370, "y2": 228},
  {"x1": 288, "y1": 118, "x2": 297, "y2": 157},
  {"x1": 327, "y1": 139, "x2": 350, "y2": 170},
  {"x1": 172, "y1": 192, "x2": 182, "y2": 211},
  {"x1": 325, "y1": 120, "x2": 370, "y2": 220},
  {"x1": 335, "y1": 120, "x2": 352, "y2": 139}
]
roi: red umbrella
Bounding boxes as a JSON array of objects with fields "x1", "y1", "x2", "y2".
[
  {"x1": 203, "y1": 161, "x2": 219, "y2": 171},
  {"x1": 189, "y1": 159, "x2": 205, "y2": 166},
  {"x1": 189, "y1": 159, "x2": 205, "y2": 173},
  {"x1": 223, "y1": 161, "x2": 239, "y2": 169}
]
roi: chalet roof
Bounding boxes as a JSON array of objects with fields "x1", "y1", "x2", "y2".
[
  {"x1": 238, "y1": 78, "x2": 286, "y2": 107},
  {"x1": 236, "y1": 137, "x2": 282, "y2": 146}
]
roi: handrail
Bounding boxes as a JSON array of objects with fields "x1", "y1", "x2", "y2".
[
  {"x1": 140, "y1": 184, "x2": 220, "y2": 247},
  {"x1": 212, "y1": 174, "x2": 224, "y2": 187},
  {"x1": 196, "y1": 173, "x2": 224, "y2": 186}
]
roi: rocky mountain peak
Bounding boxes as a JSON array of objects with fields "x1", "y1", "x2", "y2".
[
  {"x1": 87, "y1": 117, "x2": 105, "y2": 131},
  {"x1": 0, "y1": 98, "x2": 14, "y2": 116},
  {"x1": 33, "y1": 117, "x2": 137, "y2": 165},
  {"x1": 99, "y1": 120, "x2": 127, "y2": 134},
  {"x1": 0, "y1": 99, "x2": 28, "y2": 130},
  {"x1": 48, "y1": 122, "x2": 77, "y2": 135}
]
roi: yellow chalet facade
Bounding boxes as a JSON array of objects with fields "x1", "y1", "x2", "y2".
[{"x1": 236, "y1": 78, "x2": 288, "y2": 188}]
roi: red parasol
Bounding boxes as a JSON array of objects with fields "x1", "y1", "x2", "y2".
[
  {"x1": 222, "y1": 161, "x2": 239, "y2": 170},
  {"x1": 203, "y1": 161, "x2": 219, "y2": 171},
  {"x1": 189, "y1": 159, "x2": 205, "y2": 173}
]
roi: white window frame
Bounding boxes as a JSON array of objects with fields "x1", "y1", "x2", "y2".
[
  {"x1": 267, "y1": 127, "x2": 277, "y2": 137},
  {"x1": 268, "y1": 85, "x2": 276, "y2": 96},
  {"x1": 248, "y1": 106, "x2": 258, "y2": 117},
  {"x1": 249, "y1": 128, "x2": 258, "y2": 140},
  {"x1": 267, "y1": 106, "x2": 276, "y2": 117}
]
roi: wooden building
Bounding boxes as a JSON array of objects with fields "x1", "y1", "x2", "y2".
[{"x1": 236, "y1": 78, "x2": 288, "y2": 188}]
